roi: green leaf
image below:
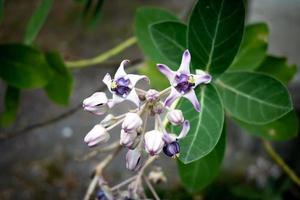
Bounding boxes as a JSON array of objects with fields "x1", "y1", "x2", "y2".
[
  {"x1": 215, "y1": 72, "x2": 293, "y2": 124},
  {"x1": 0, "y1": 85, "x2": 20, "y2": 127},
  {"x1": 230, "y1": 23, "x2": 269, "y2": 71},
  {"x1": 178, "y1": 123, "x2": 226, "y2": 193},
  {"x1": 149, "y1": 21, "x2": 187, "y2": 69},
  {"x1": 138, "y1": 61, "x2": 169, "y2": 90},
  {"x1": 0, "y1": 44, "x2": 53, "y2": 89},
  {"x1": 174, "y1": 84, "x2": 224, "y2": 164},
  {"x1": 24, "y1": 0, "x2": 53, "y2": 45},
  {"x1": 256, "y1": 56, "x2": 297, "y2": 85},
  {"x1": 188, "y1": 0, "x2": 245, "y2": 76},
  {"x1": 135, "y1": 7, "x2": 178, "y2": 65},
  {"x1": 234, "y1": 110, "x2": 298, "y2": 141},
  {"x1": 44, "y1": 52, "x2": 73, "y2": 105}
]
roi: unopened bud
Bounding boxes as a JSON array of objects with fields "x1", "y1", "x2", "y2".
[
  {"x1": 83, "y1": 92, "x2": 111, "y2": 115},
  {"x1": 120, "y1": 129, "x2": 138, "y2": 147},
  {"x1": 122, "y1": 113, "x2": 142, "y2": 133},
  {"x1": 167, "y1": 109, "x2": 184, "y2": 125},
  {"x1": 126, "y1": 149, "x2": 142, "y2": 171},
  {"x1": 84, "y1": 125, "x2": 110, "y2": 147},
  {"x1": 144, "y1": 130, "x2": 165, "y2": 156}
]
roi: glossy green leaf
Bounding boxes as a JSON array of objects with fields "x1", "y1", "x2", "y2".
[
  {"x1": 256, "y1": 55, "x2": 297, "y2": 85},
  {"x1": 230, "y1": 23, "x2": 268, "y2": 71},
  {"x1": 135, "y1": 7, "x2": 178, "y2": 65},
  {"x1": 24, "y1": 0, "x2": 53, "y2": 45},
  {"x1": 215, "y1": 72, "x2": 292, "y2": 124},
  {"x1": 188, "y1": 0, "x2": 245, "y2": 76},
  {"x1": 149, "y1": 21, "x2": 186, "y2": 69},
  {"x1": 0, "y1": 85, "x2": 20, "y2": 127},
  {"x1": 174, "y1": 84, "x2": 224, "y2": 164},
  {"x1": 0, "y1": 44, "x2": 53, "y2": 89},
  {"x1": 178, "y1": 123, "x2": 226, "y2": 193},
  {"x1": 234, "y1": 110, "x2": 298, "y2": 141},
  {"x1": 138, "y1": 61, "x2": 169, "y2": 90},
  {"x1": 44, "y1": 52, "x2": 73, "y2": 105}
]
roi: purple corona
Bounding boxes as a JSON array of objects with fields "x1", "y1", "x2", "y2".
[{"x1": 163, "y1": 141, "x2": 180, "y2": 157}]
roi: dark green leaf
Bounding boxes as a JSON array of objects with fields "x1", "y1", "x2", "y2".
[
  {"x1": 24, "y1": 0, "x2": 53, "y2": 45},
  {"x1": 234, "y1": 110, "x2": 298, "y2": 141},
  {"x1": 138, "y1": 61, "x2": 169, "y2": 90},
  {"x1": 230, "y1": 23, "x2": 269, "y2": 71},
  {"x1": 188, "y1": 0, "x2": 245, "y2": 76},
  {"x1": 174, "y1": 84, "x2": 224, "y2": 164},
  {"x1": 0, "y1": 85, "x2": 20, "y2": 127},
  {"x1": 0, "y1": 44, "x2": 53, "y2": 89},
  {"x1": 215, "y1": 72, "x2": 292, "y2": 124},
  {"x1": 256, "y1": 56, "x2": 297, "y2": 85},
  {"x1": 44, "y1": 52, "x2": 73, "y2": 105},
  {"x1": 178, "y1": 123, "x2": 226, "y2": 193},
  {"x1": 135, "y1": 7, "x2": 178, "y2": 66},
  {"x1": 149, "y1": 21, "x2": 187, "y2": 69}
]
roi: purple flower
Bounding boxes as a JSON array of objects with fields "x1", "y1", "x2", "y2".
[
  {"x1": 103, "y1": 60, "x2": 148, "y2": 107},
  {"x1": 163, "y1": 141, "x2": 180, "y2": 158},
  {"x1": 157, "y1": 50, "x2": 212, "y2": 112}
]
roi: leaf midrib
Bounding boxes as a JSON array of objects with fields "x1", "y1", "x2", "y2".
[{"x1": 216, "y1": 79, "x2": 290, "y2": 110}]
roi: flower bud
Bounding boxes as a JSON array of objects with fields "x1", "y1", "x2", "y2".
[
  {"x1": 144, "y1": 130, "x2": 165, "y2": 156},
  {"x1": 167, "y1": 109, "x2": 184, "y2": 125},
  {"x1": 126, "y1": 149, "x2": 142, "y2": 171},
  {"x1": 83, "y1": 92, "x2": 110, "y2": 115},
  {"x1": 122, "y1": 113, "x2": 142, "y2": 133},
  {"x1": 84, "y1": 125, "x2": 110, "y2": 147},
  {"x1": 146, "y1": 89, "x2": 160, "y2": 102},
  {"x1": 120, "y1": 129, "x2": 138, "y2": 147},
  {"x1": 163, "y1": 141, "x2": 180, "y2": 158}
]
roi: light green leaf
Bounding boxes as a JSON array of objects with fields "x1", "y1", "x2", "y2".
[
  {"x1": 230, "y1": 23, "x2": 269, "y2": 71},
  {"x1": 0, "y1": 85, "x2": 20, "y2": 127},
  {"x1": 188, "y1": 0, "x2": 245, "y2": 76},
  {"x1": 149, "y1": 21, "x2": 186, "y2": 69},
  {"x1": 178, "y1": 123, "x2": 226, "y2": 193},
  {"x1": 0, "y1": 44, "x2": 53, "y2": 89},
  {"x1": 138, "y1": 61, "x2": 169, "y2": 90},
  {"x1": 256, "y1": 55, "x2": 297, "y2": 85},
  {"x1": 44, "y1": 52, "x2": 73, "y2": 105},
  {"x1": 24, "y1": 0, "x2": 53, "y2": 45},
  {"x1": 174, "y1": 84, "x2": 224, "y2": 164},
  {"x1": 215, "y1": 72, "x2": 292, "y2": 124},
  {"x1": 134, "y1": 7, "x2": 178, "y2": 66},
  {"x1": 234, "y1": 110, "x2": 298, "y2": 141}
]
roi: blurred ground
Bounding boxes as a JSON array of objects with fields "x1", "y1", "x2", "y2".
[{"x1": 0, "y1": 0, "x2": 299, "y2": 199}]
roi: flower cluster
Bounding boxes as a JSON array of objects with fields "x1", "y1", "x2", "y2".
[{"x1": 83, "y1": 50, "x2": 212, "y2": 171}]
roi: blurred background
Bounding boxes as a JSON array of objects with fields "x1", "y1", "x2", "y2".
[{"x1": 0, "y1": 0, "x2": 299, "y2": 199}]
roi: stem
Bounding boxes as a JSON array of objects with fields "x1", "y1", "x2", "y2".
[
  {"x1": 84, "y1": 146, "x2": 122, "y2": 200},
  {"x1": 143, "y1": 175, "x2": 160, "y2": 200},
  {"x1": 111, "y1": 176, "x2": 137, "y2": 191},
  {"x1": 262, "y1": 140, "x2": 300, "y2": 186},
  {"x1": 66, "y1": 37, "x2": 137, "y2": 69}
]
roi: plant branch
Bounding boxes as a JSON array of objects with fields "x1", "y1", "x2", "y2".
[
  {"x1": 262, "y1": 140, "x2": 300, "y2": 186},
  {"x1": 84, "y1": 145, "x2": 122, "y2": 200},
  {"x1": 66, "y1": 37, "x2": 137, "y2": 68},
  {"x1": 143, "y1": 175, "x2": 160, "y2": 200}
]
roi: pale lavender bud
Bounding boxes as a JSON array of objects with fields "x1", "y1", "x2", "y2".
[
  {"x1": 84, "y1": 125, "x2": 110, "y2": 147},
  {"x1": 83, "y1": 92, "x2": 111, "y2": 115},
  {"x1": 167, "y1": 109, "x2": 184, "y2": 125},
  {"x1": 122, "y1": 113, "x2": 142, "y2": 133},
  {"x1": 146, "y1": 89, "x2": 160, "y2": 102},
  {"x1": 126, "y1": 149, "x2": 142, "y2": 171},
  {"x1": 144, "y1": 130, "x2": 165, "y2": 156},
  {"x1": 120, "y1": 129, "x2": 138, "y2": 147}
]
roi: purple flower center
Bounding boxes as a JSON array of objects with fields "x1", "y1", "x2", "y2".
[
  {"x1": 111, "y1": 77, "x2": 131, "y2": 97},
  {"x1": 163, "y1": 141, "x2": 180, "y2": 157},
  {"x1": 174, "y1": 74, "x2": 195, "y2": 94}
]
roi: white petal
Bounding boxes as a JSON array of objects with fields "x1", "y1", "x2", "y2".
[
  {"x1": 164, "y1": 87, "x2": 181, "y2": 108},
  {"x1": 183, "y1": 89, "x2": 201, "y2": 112},
  {"x1": 127, "y1": 74, "x2": 148, "y2": 86},
  {"x1": 194, "y1": 70, "x2": 212, "y2": 86},
  {"x1": 162, "y1": 133, "x2": 176, "y2": 143},
  {"x1": 157, "y1": 64, "x2": 176, "y2": 83},
  {"x1": 177, "y1": 120, "x2": 190, "y2": 140},
  {"x1": 126, "y1": 89, "x2": 140, "y2": 107},
  {"x1": 114, "y1": 60, "x2": 129, "y2": 79},
  {"x1": 103, "y1": 73, "x2": 112, "y2": 92},
  {"x1": 178, "y1": 50, "x2": 191, "y2": 74}
]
